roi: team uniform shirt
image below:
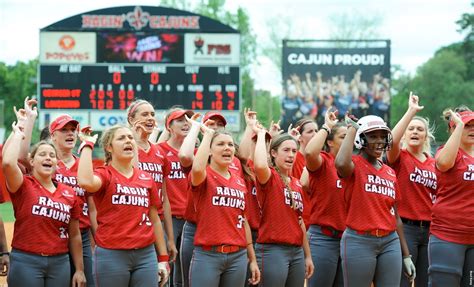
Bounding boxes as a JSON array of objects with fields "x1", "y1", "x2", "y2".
[
  {"x1": 256, "y1": 168, "x2": 304, "y2": 246},
  {"x1": 158, "y1": 142, "x2": 191, "y2": 217},
  {"x1": 307, "y1": 152, "x2": 346, "y2": 231},
  {"x1": 138, "y1": 142, "x2": 164, "y2": 215},
  {"x1": 291, "y1": 151, "x2": 306, "y2": 179},
  {"x1": 431, "y1": 148, "x2": 474, "y2": 244},
  {"x1": 55, "y1": 156, "x2": 90, "y2": 230},
  {"x1": 10, "y1": 175, "x2": 81, "y2": 255},
  {"x1": 342, "y1": 155, "x2": 399, "y2": 232},
  {"x1": 391, "y1": 149, "x2": 436, "y2": 221},
  {"x1": 192, "y1": 166, "x2": 247, "y2": 247},
  {"x1": 244, "y1": 160, "x2": 260, "y2": 230},
  {"x1": 93, "y1": 166, "x2": 161, "y2": 249}
]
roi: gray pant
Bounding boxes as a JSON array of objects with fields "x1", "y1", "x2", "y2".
[
  {"x1": 255, "y1": 243, "x2": 305, "y2": 287},
  {"x1": 189, "y1": 246, "x2": 247, "y2": 287},
  {"x1": 401, "y1": 223, "x2": 429, "y2": 287},
  {"x1": 93, "y1": 244, "x2": 158, "y2": 287},
  {"x1": 428, "y1": 234, "x2": 474, "y2": 287},
  {"x1": 341, "y1": 228, "x2": 402, "y2": 287},
  {"x1": 8, "y1": 249, "x2": 70, "y2": 287},
  {"x1": 170, "y1": 217, "x2": 186, "y2": 287},
  {"x1": 307, "y1": 225, "x2": 344, "y2": 287},
  {"x1": 180, "y1": 221, "x2": 196, "y2": 287},
  {"x1": 70, "y1": 230, "x2": 94, "y2": 287}
]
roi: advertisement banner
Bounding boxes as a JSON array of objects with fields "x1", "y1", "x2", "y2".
[
  {"x1": 40, "y1": 32, "x2": 97, "y2": 63},
  {"x1": 281, "y1": 43, "x2": 391, "y2": 129},
  {"x1": 185, "y1": 33, "x2": 240, "y2": 65},
  {"x1": 97, "y1": 32, "x2": 184, "y2": 63}
]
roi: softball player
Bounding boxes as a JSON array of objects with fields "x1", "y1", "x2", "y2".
[
  {"x1": 292, "y1": 118, "x2": 318, "y2": 179},
  {"x1": 304, "y1": 110, "x2": 347, "y2": 287},
  {"x1": 158, "y1": 108, "x2": 195, "y2": 287},
  {"x1": 253, "y1": 128, "x2": 314, "y2": 287},
  {"x1": 188, "y1": 126, "x2": 260, "y2": 287},
  {"x1": 49, "y1": 114, "x2": 96, "y2": 286},
  {"x1": 335, "y1": 115, "x2": 415, "y2": 287},
  {"x1": 77, "y1": 125, "x2": 169, "y2": 287},
  {"x1": 127, "y1": 100, "x2": 178, "y2": 262},
  {"x1": 429, "y1": 107, "x2": 474, "y2": 286},
  {"x1": 386, "y1": 93, "x2": 435, "y2": 287},
  {"x1": 3, "y1": 119, "x2": 86, "y2": 287}
]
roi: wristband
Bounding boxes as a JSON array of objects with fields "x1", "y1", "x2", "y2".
[
  {"x1": 158, "y1": 255, "x2": 169, "y2": 262},
  {"x1": 403, "y1": 255, "x2": 412, "y2": 259},
  {"x1": 1, "y1": 252, "x2": 9, "y2": 256},
  {"x1": 247, "y1": 242, "x2": 253, "y2": 246},
  {"x1": 320, "y1": 125, "x2": 331, "y2": 135},
  {"x1": 79, "y1": 140, "x2": 95, "y2": 153}
]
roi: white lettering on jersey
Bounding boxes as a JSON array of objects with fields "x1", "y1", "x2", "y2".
[
  {"x1": 409, "y1": 167, "x2": 437, "y2": 189},
  {"x1": 365, "y1": 175, "x2": 396, "y2": 199},
  {"x1": 32, "y1": 196, "x2": 72, "y2": 223},
  {"x1": 463, "y1": 165, "x2": 474, "y2": 180}
]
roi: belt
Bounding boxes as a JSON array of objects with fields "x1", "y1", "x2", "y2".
[
  {"x1": 356, "y1": 229, "x2": 392, "y2": 238},
  {"x1": 201, "y1": 245, "x2": 243, "y2": 254},
  {"x1": 320, "y1": 226, "x2": 343, "y2": 239},
  {"x1": 401, "y1": 217, "x2": 430, "y2": 228}
]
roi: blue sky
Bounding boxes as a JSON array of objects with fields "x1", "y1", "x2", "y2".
[{"x1": 0, "y1": 0, "x2": 470, "y2": 94}]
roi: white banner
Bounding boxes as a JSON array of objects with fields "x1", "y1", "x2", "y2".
[
  {"x1": 40, "y1": 32, "x2": 96, "y2": 63},
  {"x1": 185, "y1": 33, "x2": 240, "y2": 65}
]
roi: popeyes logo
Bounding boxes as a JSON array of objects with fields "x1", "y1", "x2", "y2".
[{"x1": 59, "y1": 35, "x2": 75, "y2": 51}]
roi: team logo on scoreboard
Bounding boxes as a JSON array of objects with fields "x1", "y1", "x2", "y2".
[
  {"x1": 185, "y1": 34, "x2": 240, "y2": 65},
  {"x1": 81, "y1": 6, "x2": 200, "y2": 30},
  {"x1": 59, "y1": 35, "x2": 76, "y2": 51},
  {"x1": 126, "y1": 6, "x2": 150, "y2": 30}
]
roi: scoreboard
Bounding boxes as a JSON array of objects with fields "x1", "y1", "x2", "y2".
[
  {"x1": 40, "y1": 65, "x2": 239, "y2": 111},
  {"x1": 39, "y1": 6, "x2": 241, "y2": 131}
]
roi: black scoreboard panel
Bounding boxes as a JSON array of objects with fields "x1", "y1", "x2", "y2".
[{"x1": 40, "y1": 64, "x2": 239, "y2": 111}]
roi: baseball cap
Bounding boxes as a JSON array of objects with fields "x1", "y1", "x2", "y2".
[
  {"x1": 449, "y1": 111, "x2": 474, "y2": 128},
  {"x1": 49, "y1": 114, "x2": 79, "y2": 134},
  {"x1": 203, "y1": 111, "x2": 227, "y2": 127},
  {"x1": 166, "y1": 110, "x2": 194, "y2": 129}
]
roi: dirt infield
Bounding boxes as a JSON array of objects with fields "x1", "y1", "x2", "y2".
[{"x1": 0, "y1": 222, "x2": 13, "y2": 285}]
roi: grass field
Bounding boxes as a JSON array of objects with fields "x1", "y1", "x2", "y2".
[
  {"x1": 0, "y1": 202, "x2": 12, "y2": 285},
  {"x1": 0, "y1": 202, "x2": 14, "y2": 222}
]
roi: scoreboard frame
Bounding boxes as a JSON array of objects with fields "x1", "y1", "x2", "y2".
[{"x1": 39, "y1": 6, "x2": 241, "y2": 131}]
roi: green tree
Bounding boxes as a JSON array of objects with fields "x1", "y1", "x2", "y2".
[
  {"x1": 0, "y1": 59, "x2": 38, "y2": 137},
  {"x1": 391, "y1": 49, "x2": 474, "y2": 143}
]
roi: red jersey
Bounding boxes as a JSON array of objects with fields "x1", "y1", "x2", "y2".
[
  {"x1": 391, "y1": 150, "x2": 436, "y2": 221},
  {"x1": 10, "y1": 176, "x2": 81, "y2": 255},
  {"x1": 307, "y1": 152, "x2": 346, "y2": 231},
  {"x1": 93, "y1": 166, "x2": 161, "y2": 249},
  {"x1": 291, "y1": 151, "x2": 305, "y2": 179},
  {"x1": 244, "y1": 161, "x2": 260, "y2": 230},
  {"x1": 138, "y1": 142, "x2": 164, "y2": 215},
  {"x1": 192, "y1": 166, "x2": 247, "y2": 246},
  {"x1": 256, "y1": 168, "x2": 304, "y2": 246},
  {"x1": 431, "y1": 148, "x2": 474, "y2": 244},
  {"x1": 158, "y1": 142, "x2": 191, "y2": 217},
  {"x1": 55, "y1": 156, "x2": 90, "y2": 230},
  {"x1": 342, "y1": 155, "x2": 399, "y2": 232}
]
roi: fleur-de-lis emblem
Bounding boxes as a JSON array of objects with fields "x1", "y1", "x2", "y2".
[{"x1": 126, "y1": 6, "x2": 150, "y2": 30}]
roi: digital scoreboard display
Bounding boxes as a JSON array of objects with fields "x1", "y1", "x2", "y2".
[
  {"x1": 39, "y1": 6, "x2": 241, "y2": 130},
  {"x1": 40, "y1": 65, "x2": 239, "y2": 111}
]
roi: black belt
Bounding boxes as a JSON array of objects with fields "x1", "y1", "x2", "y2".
[{"x1": 401, "y1": 217, "x2": 430, "y2": 228}]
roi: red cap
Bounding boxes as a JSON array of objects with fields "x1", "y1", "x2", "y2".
[
  {"x1": 49, "y1": 114, "x2": 79, "y2": 134},
  {"x1": 203, "y1": 111, "x2": 227, "y2": 127},
  {"x1": 449, "y1": 111, "x2": 474, "y2": 128},
  {"x1": 166, "y1": 110, "x2": 194, "y2": 129}
]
